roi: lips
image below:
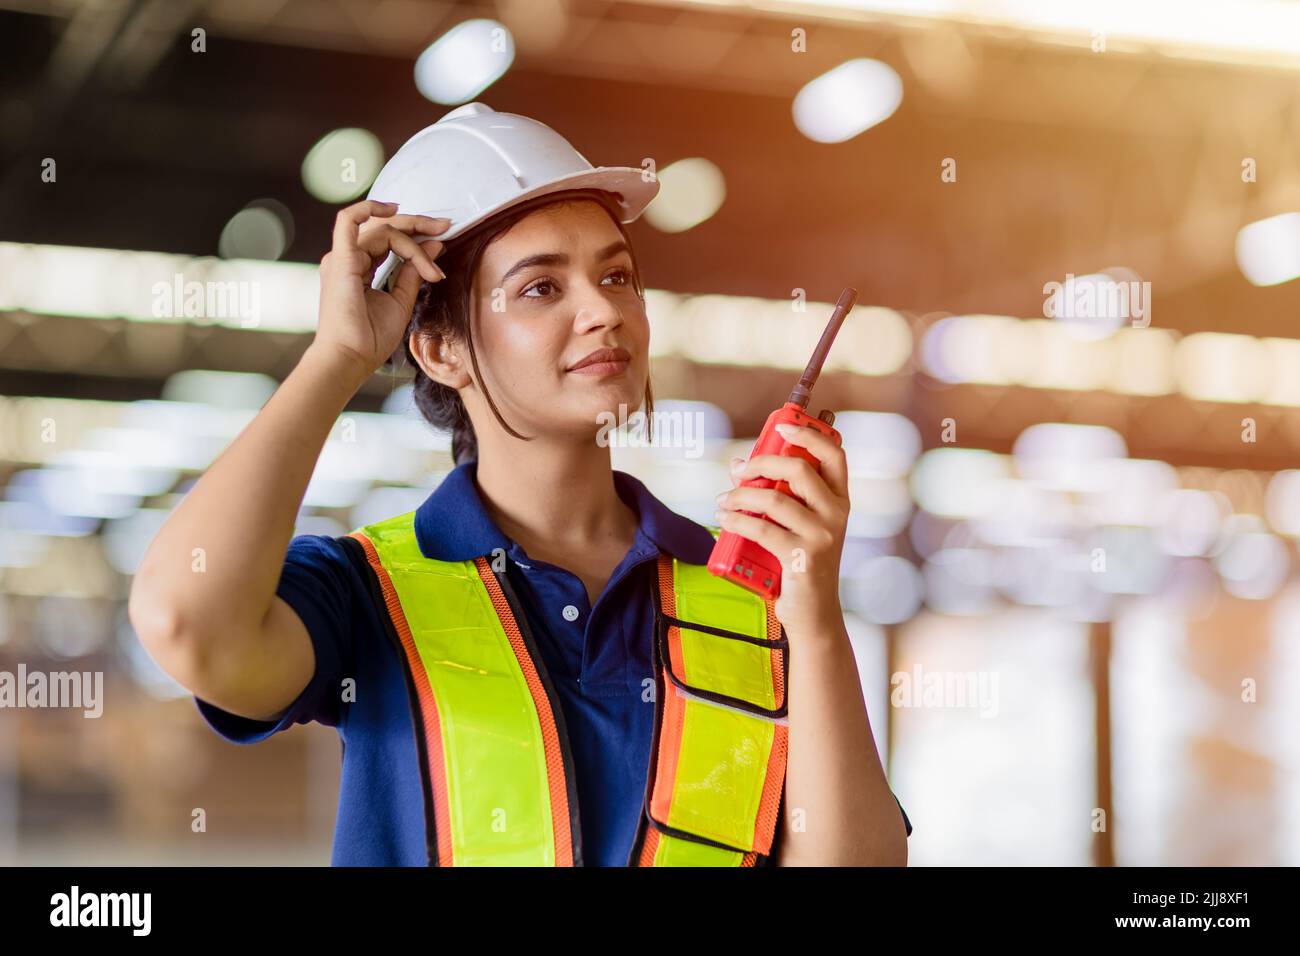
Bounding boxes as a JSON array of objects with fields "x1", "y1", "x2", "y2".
[{"x1": 567, "y1": 346, "x2": 631, "y2": 375}]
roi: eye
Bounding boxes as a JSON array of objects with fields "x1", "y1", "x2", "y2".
[
  {"x1": 522, "y1": 278, "x2": 556, "y2": 298},
  {"x1": 522, "y1": 268, "x2": 634, "y2": 298}
]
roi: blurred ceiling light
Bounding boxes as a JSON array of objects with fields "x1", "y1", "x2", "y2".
[
  {"x1": 1107, "y1": 326, "x2": 1178, "y2": 396},
  {"x1": 842, "y1": 554, "x2": 923, "y2": 624},
  {"x1": 1269, "y1": 583, "x2": 1300, "y2": 644},
  {"x1": 845, "y1": 477, "x2": 913, "y2": 538},
  {"x1": 83, "y1": 425, "x2": 204, "y2": 474},
  {"x1": 352, "y1": 485, "x2": 442, "y2": 532},
  {"x1": 1088, "y1": 526, "x2": 1168, "y2": 595},
  {"x1": 920, "y1": 314, "x2": 1028, "y2": 385},
  {"x1": 922, "y1": 548, "x2": 998, "y2": 616},
  {"x1": 384, "y1": 415, "x2": 454, "y2": 454},
  {"x1": 939, "y1": 515, "x2": 982, "y2": 549},
  {"x1": 0, "y1": 523, "x2": 52, "y2": 568},
  {"x1": 837, "y1": 410, "x2": 921, "y2": 478},
  {"x1": 1044, "y1": 272, "x2": 1135, "y2": 342},
  {"x1": 0, "y1": 489, "x2": 98, "y2": 537},
  {"x1": 380, "y1": 382, "x2": 422, "y2": 418},
  {"x1": 0, "y1": 247, "x2": 915, "y2": 376},
  {"x1": 769, "y1": 0, "x2": 1300, "y2": 69},
  {"x1": 997, "y1": 543, "x2": 1088, "y2": 608},
  {"x1": 642, "y1": 158, "x2": 725, "y2": 233},
  {"x1": 218, "y1": 201, "x2": 292, "y2": 261},
  {"x1": 0, "y1": 242, "x2": 319, "y2": 332},
  {"x1": 921, "y1": 313, "x2": 1177, "y2": 395},
  {"x1": 1236, "y1": 212, "x2": 1300, "y2": 286},
  {"x1": 647, "y1": 399, "x2": 733, "y2": 443},
  {"x1": 1207, "y1": 468, "x2": 1267, "y2": 518},
  {"x1": 1080, "y1": 459, "x2": 1178, "y2": 527},
  {"x1": 639, "y1": 460, "x2": 734, "y2": 528},
  {"x1": 681, "y1": 295, "x2": 837, "y2": 369},
  {"x1": 302, "y1": 127, "x2": 385, "y2": 203},
  {"x1": 1017, "y1": 320, "x2": 1111, "y2": 391},
  {"x1": 1175, "y1": 332, "x2": 1269, "y2": 403},
  {"x1": 120, "y1": 400, "x2": 250, "y2": 461},
  {"x1": 1161, "y1": 556, "x2": 1220, "y2": 620},
  {"x1": 793, "y1": 58, "x2": 903, "y2": 143},
  {"x1": 911, "y1": 448, "x2": 1010, "y2": 518},
  {"x1": 1060, "y1": 581, "x2": 1115, "y2": 624},
  {"x1": 1265, "y1": 470, "x2": 1300, "y2": 536},
  {"x1": 830, "y1": 306, "x2": 912, "y2": 376},
  {"x1": 1263, "y1": 338, "x2": 1300, "y2": 406},
  {"x1": 1214, "y1": 515, "x2": 1289, "y2": 599},
  {"x1": 162, "y1": 369, "x2": 278, "y2": 409},
  {"x1": 645, "y1": 290, "x2": 685, "y2": 358},
  {"x1": 302, "y1": 475, "x2": 372, "y2": 510},
  {"x1": 972, "y1": 479, "x2": 1074, "y2": 547},
  {"x1": 12, "y1": 537, "x2": 117, "y2": 598},
  {"x1": 1157, "y1": 489, "x2": 1229, "y2": 557},
  {"x1": 415, "y1": 19, "x2": 515, "y2": 104},
  {"x1": 35, "y1": 596, "x2": 110, "y2": 657},
  {"x1": 1012, "y1": 423, "x2": 1127, "y2": 492},
  {"x1": 908, "y1": 510, "x2": 962, "y2": 559},
  {"x1": 103, "y1": 508, "x2": 169, "y2": 576},
  {"x1": 317, "y1": 417, "x2": 435, "y2": 486},
  {"x1": 677, "y1": 294, "x2": 760, "y2": 365},
  {"x1": 53, "y1": 448, "x2": 177, "y2": 500},
  {"x1": 30, "y1": 465, "x2": 141, "y2": 520},
  {"x1": 0, "y1": 395, "x2": 119, "y2": 463}
]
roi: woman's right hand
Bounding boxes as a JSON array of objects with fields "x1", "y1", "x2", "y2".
[{"x1": 313, "y1": 199, "x2": 451, "y2": 377}]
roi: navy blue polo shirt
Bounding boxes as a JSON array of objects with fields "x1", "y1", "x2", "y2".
[{"x1": 194, "y1": 460, "x2": 911, "y2": 865}]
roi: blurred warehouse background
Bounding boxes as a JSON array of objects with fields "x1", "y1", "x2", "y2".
[{"x1": 4, "y1": 0, "x2": 1300, "y2": 866}]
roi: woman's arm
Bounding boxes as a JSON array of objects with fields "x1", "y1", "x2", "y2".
[
  {"x1": 774, "y1": 613, "x2": 908, "y2": 866},
  {"x1": 128, "y1": 344, "x2": 369, "y2": 720},
  {"x1": 128, "y1": 200, "x2": 449, "y2": 721},
  {"x1": 715, "y1": 428, "x2": 909, "y2": 866}
]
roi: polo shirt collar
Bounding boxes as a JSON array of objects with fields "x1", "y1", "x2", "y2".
[{"x1": 415, "y1": 459, "x2": 717, "y2": 566}]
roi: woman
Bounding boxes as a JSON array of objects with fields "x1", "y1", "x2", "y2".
[{"x1": 129, "y1": 104, "x2": 911, "y2": 867}]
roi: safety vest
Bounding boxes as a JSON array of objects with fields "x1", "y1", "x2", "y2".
[{"x1": 343, "y1": 510, "x2": 789, "y2": 867}]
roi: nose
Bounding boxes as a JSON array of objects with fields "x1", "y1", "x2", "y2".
[{"x1": 571, "y1": 282, "x2": 624, "y2": 334}]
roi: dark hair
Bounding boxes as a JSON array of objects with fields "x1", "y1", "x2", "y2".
[{"x1": 391, "y1": 189, "x2": 655, "y2": 465}]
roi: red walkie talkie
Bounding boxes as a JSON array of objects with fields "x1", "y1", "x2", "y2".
[{"x1": 707, "y1": 287, "x2": 857, "y2": 599}]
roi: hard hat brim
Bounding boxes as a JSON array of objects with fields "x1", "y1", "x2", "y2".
[{"x1": 369, "y1": 166, "x2": 658, "y2": 292}]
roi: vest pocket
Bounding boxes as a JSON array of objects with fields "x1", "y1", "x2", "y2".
[{"x1": 653, "y1": 608, "x2": 788, "y2": 719}]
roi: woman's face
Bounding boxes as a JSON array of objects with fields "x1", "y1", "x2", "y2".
[{"x1": 466, "y1": 199, "x2": 650, "y2": 445}]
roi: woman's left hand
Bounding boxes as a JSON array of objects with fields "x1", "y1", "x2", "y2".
[{"x1": 715, "y1": 422, "x2": 850, "y2": 635}]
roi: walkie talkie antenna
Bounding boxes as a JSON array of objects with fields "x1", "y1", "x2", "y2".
[{"x1": 787, "y1": 287, "x2": 858, "y2": 409}]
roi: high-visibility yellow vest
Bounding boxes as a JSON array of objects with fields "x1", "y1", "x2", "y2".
[{"x1": 345, "y1": 510, "x2": 789, "y2": 866}]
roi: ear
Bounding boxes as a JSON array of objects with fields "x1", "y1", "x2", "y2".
[{"x1": 409, "y1": 328, "x2": 472, "y2": 389}]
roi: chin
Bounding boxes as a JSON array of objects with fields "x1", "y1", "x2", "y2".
[{"x1": 569, "y1": 380, "x2": 648, "y2": 434}]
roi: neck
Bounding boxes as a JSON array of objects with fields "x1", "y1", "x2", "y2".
[{"x1": 471, "y1": 430, "x2": 637, "y2": 557}]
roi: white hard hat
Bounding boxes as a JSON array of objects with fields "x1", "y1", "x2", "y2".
[{"x1": 366, "y1": 101, "x2": 659, "y2": 291}]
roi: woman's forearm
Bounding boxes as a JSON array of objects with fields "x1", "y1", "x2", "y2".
[
  {"x1": 129, "y1": 344, "x2": 367, "y2": 648},
  {"x1": 776, "y1": 612, "x2": 909, "y2": 866}
]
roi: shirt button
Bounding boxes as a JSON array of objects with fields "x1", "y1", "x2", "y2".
[{"x1": 562, "y1": 604, "x2": 579, "y2": 622}]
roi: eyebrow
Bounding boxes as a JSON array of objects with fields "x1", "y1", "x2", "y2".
[{"x1": 499, "y1": 239, "x2": 632, "y2": 285}]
